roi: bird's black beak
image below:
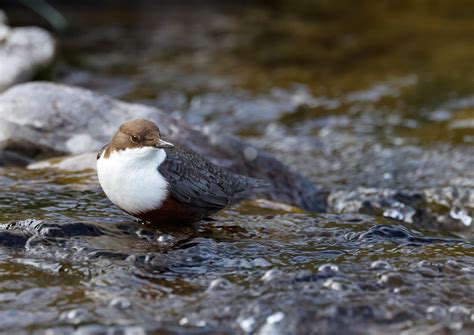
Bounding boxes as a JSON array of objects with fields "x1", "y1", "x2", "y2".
[{"x1": 155, "y1": 138, "x2": 174, "y2": 149}]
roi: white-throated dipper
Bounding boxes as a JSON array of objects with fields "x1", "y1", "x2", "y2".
[{"x1": 97, "y1": 119, "x2": 266, "y2": 224}]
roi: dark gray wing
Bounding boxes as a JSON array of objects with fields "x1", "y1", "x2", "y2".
[
  {"x1": 159, "y1": 146, "x2": 261, "y2": 210},
  {"x1": 97, "y1": 144, "x2": 109, "y2": 160}
]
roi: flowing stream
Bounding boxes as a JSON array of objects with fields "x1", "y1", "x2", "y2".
[{"x1": 1, "y1": 2, "x2": 473, "y2": 334}]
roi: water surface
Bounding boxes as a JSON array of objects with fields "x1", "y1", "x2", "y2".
[{"x1": 1, "y1": 2, "x2": 474, "y2": 334}]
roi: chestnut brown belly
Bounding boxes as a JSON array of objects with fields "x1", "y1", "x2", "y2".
[{"x1": 135, "y1": 196, "x2": 219, "y2": 225}]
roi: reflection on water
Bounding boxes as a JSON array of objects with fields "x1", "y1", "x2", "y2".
[{"x1": 1, "y1": 1, "x2": 474, "y2": 333}]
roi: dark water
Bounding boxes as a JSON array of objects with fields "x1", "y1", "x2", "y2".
[{"x1": 1, "y1": 2, "x2": 474, "y2": 334}]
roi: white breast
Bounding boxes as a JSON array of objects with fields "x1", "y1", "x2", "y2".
[{"x1": 97, "y1": 147, "x2": 169, "y2": 215}]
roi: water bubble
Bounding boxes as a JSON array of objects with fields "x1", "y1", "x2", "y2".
[
  {"x1": 383, "y1": 173, "x2": 392, "y2": 180},
  {"x1": 251, "y1": 258, "x2": 272, "y2": 267},
  {"x1": 109, "y1": 297, "x2": 131, "y2": 309},
  {"x1": 318, "y1": 263, "x2": 340, "y2": 275},
  {"x1": 238, "y1": 316, "x2": 256, "y2": 333},
  {"x1": 323, "y1": 279, "x2": 345, "y2": 291},
  {"x1": 259, "y1": 312, "x2": 285, "y2": 335},
  {"x1": 370, "y1": 260, "x2": 392, "y2": 271},
  {"x1": 60, "y1": 309, "x2": 89, "y2": 324},
  {"x1": 383, "y1": 208, "x2": 404, "y2": 221},
  {"x1": 267, "y1": 312, "x2": 285, "y2": 324},
  {"x1": 157, "y1": 234, "x2": 174, "y2": 243},
  {"x1": 243, "y1": 147, "x2": 259, "y2": 161},
  {"x1": 207, "y1": 278, "x2": 232, "y2": 292},
  {"x1": 449, "y1": 208, "x2": 472, "y2": 226},
  {"x1": 261, "y1": 269, "x2": 283, "y2": 283},
  {"x1": 417, "y1": 260, "x2": 431, "y2": 267}
]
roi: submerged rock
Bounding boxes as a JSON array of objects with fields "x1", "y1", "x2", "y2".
[
  {"x1": 0, "y1": 82, "x2": 326, "y2": 212},
  {"x1": 0, "y1": 12, "x2": 55, "y2": 92}
]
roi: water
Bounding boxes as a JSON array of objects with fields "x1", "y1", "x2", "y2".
[{"x1": 1, "y1": 2, "x2": 474, "y2": 334}]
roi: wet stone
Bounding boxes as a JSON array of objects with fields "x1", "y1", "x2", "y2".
[
  {"x1": 0, "y1": 230, "x2": 30, "y2": 248},
  {"x1": 0, "y1": 19, "x2": 55, "y2": 91},
  {"x1": 5, "y1": 220, "x2": 105, "y2": 238}
]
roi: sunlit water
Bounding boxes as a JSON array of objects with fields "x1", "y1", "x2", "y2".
[{"x1": 1, "y1": 2, "x2": 474, "y2": 334}]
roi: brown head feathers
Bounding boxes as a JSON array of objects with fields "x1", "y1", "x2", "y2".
[{"x1": 102, "y1": 119, "x2": 174, "y2": 158}]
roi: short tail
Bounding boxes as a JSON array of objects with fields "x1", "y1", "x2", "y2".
[{"x1": 236, "y1": 176, "x2": 271, "y2": 200}]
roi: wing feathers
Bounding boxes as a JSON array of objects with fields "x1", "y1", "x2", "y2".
[{"x1": 158, "y1": 146, "x2": 263, "y2": 210}]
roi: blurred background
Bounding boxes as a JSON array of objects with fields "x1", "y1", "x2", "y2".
[
  {"x1": 2, "y1": 0, "x2": 474, "y2": 188},
  {"x1": 0, "y1": 1, "x2": 473, "y2": 334}
]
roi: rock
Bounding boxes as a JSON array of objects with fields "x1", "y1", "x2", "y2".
[
  {"x1": 28, "y1": 153, "x2": 97, "y2": 172},
  {"x1": 0, "y1": 12, "x2": 55, "y2": 92},
  {"x1": 2, "y1": 219, "x2": 105, "y2": 238},
  {"x1": 0, "y1": 82, "x2": 327, "y2": 212},
  {"x1": 0, "y1": 230, "x2": 29, "y2": 248}
]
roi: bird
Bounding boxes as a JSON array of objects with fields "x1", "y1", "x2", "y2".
[{"x1": 96, "y1": 119, "x2": 267, "y2": 225}]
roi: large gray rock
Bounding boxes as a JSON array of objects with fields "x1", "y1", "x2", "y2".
[
  {"x1": 0, "y1": 82, "x2": 327, "y2": 212},
  {"x1": 0, "y1": 12, "x2": 55, "y2": 92}
]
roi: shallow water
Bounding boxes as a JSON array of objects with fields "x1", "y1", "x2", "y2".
[{"x1": 2, "y1": 1, "x2": 474, "y2": 334}]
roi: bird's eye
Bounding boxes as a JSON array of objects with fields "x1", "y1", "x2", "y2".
[{"x1": 130, "y1": 135, "x2": 139, "y2": 143}]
